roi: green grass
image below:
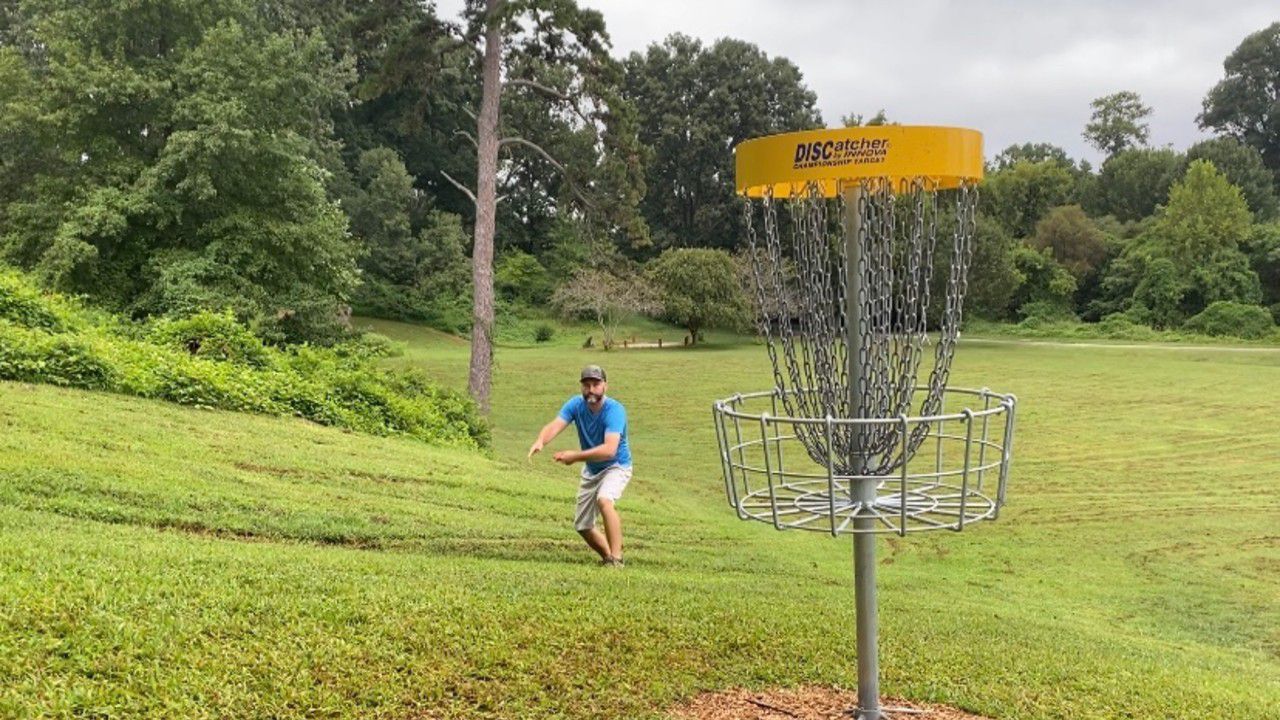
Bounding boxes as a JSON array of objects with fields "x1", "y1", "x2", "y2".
[
  {"x1": 472, "y1": 305, "x2": 738, "y2": 349},
  {"x1": 966, "y1": 317, "x2": 1280, "y2": 346},
  {"x1": 2, "y1": 321, "x2": 1279, "y2": 718}
]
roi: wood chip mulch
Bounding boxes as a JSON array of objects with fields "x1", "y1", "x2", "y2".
[{"x1": 667, "y1": 686, "x2": 993, "y2": 720}]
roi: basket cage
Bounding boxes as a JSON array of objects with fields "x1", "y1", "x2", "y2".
[{"x1": 713, "y1": 386, "x2": 1016, "y2": 536}]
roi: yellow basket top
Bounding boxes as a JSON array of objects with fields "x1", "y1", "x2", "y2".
[{"x1": 734, "y1": 126, "x2": 983, "y2": 198}]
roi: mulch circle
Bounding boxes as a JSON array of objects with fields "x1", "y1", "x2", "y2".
[{"x1": 667, "y1": 686, "x2": 993, "y2": 720}]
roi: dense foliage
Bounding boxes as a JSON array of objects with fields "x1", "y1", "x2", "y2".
[
  {"x1": 0, "y1": 266, "x2": 489, "y2": 448},
  {"x1": 0, "y1": 2, "x2": 1277, "y2": 351}
]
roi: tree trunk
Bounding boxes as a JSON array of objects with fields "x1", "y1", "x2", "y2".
[{"x1": 467, "y1": 0, "x2": 503, "y2": 413}]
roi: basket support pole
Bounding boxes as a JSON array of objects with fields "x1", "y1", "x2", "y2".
[{"x1": 845, "y1": 184, "x2": 880, "y2": 720}]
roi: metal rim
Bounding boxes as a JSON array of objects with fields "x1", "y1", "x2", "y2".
[{"x1": 712, "y1": 386, "x2": 1017, "y2": 536}]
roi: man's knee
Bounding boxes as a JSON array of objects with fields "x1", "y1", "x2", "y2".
[{"x1": 596, "y1": 496, "x2": 615, "y2": 512}]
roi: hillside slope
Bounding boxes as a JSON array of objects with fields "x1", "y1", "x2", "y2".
[{"x1": 3, "y1": 323, "x2": 1280, "y2": 718}]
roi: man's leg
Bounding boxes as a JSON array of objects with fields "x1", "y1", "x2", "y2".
[
  {"x1": 577, "y1": 528, "x2": 611, "y2": 560},
  {"x1": 575, "y1": 470, "x2": 610, "y2": 560},
  {"x1": 597, "y1": 497, "x2": 623, "y2": 561},
  {"x1": 595, "y1": 467, "x2": 631, "y2": 562}
]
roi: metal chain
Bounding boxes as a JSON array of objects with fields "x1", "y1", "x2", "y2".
[{"x1": 746, "y1": 178, "x2": 979, "y2": 476}]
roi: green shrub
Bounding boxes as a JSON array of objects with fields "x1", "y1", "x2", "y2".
[
  {"x1": 151, "y1": 356, "x2": 287, "y2": 413},
  {"x1": 495, "y1": 250, "x2": 553, "y2": 305},
  {"x1": 1017, "y1": 315, "x2": 1047, "y2": 331},
  {"x1": 1183, "y1": 301, "x2": 1275, "y2": 339},
  {"x1": 1018, "y1": 300, "x2": 1077, "y2": 322},
  {"x1": 533, "y1": 324, "x2": 555, "y2": 343},
  {"x1": 0, "y1": 265, "x2": 487, "y2": 449},
  {"x1": 0, "y1": 323, "x2": 114, "y2": 389},
  {"x1": 148, "y1": 310, "x2": 272, "y2": 367},
  {"x1": 334, "y1": 332, "x2": 403, "y2": 360},
  {"x1": 1097, "y1": 313, "x2": 1159, "y2": 340},
  {"x1": 0, "y1": 268, "x2": 70, "y2": 331},
  {"x1": 380, "y1": 368, "x2": 490, "y2": 449}
]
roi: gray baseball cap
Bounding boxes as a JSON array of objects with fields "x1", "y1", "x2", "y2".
[{"x1": 580, "y1": 364, "x2": 606, "y2": 382}]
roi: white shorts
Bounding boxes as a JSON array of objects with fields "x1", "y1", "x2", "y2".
[{"x1": 574, "y1": 465, "x2": 632, "y2": 531}]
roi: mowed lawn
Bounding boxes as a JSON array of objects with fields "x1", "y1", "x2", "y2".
[{"x1": 2, "y1": 320, "x2": 1279, "y2": 719}]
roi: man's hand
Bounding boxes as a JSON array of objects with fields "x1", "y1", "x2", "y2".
[
  {"x1": 553, "y1": 450, "x2": 579, "y2": 465},
  {"x1": 527, "y1": 440, "x2": 544, "y2": 461}
]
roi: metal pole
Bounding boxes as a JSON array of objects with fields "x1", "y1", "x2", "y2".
[{"x1": 845, "y1": 183, "x2": 880, "y2": 720}]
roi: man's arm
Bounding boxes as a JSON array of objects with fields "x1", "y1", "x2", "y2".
[
  {"x1": 553, "y1": 433, "x2": 620, "y2": 466},
  {"x1": 528, "y1": 417, "x2": 569, "y2": 460}
]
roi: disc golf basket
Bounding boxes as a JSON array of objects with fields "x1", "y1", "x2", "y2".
[{"x1": 712, "y1": 126, "x2": 1017, "y2": 720}]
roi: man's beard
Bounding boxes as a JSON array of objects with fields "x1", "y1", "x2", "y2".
[{"x1": 583, "y1": 391, "x2": 603, "y2": 405}]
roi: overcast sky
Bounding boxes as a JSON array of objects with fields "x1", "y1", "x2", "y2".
[{"x1": 436, "y1": 1, "x2": 1277, "y2": 165}]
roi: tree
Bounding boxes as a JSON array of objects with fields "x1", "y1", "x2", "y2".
[
  {"x1": 0, "y1": 5, "x2": 361, "y2": 343},
  {"x1": 1182, "y1": 138, "x2": 1279, "y2": 221},
  {"x1": 1102, "y1": 160, "x2": 1262, "y2": 324},
  {"x1": 646, "y1": 248, "x2": 750, "y2": 344},
  {"x1": 842, "y1": 110, "x2": 889, "y2": 127},
  {"x1": 981, "y1": 160, "x2": 1078, "y2": 238},
  {"x1": 623, "y1": 34, "x2": 822, "y2": 251},
  {"x1": 1198, "y1": 22, "x2": 1280, "y2": 184},
  {"x1": 992, "y1": 143, "x2": 1073, "y2": 170},
  {"x1": 926, "y1": 214, "x2": 1021, "y2": 324},
  {"x1": 277, "y1": 1, "x2": 481, "y2": 225},
  {"x1": 448, "y1": 0, "x2": 647, "y2": 412},
  {"x1": 551, "y1": 268, "x2": 660, "y2": 349},
  {"x1": 1008, "y1": 244, "x2": 1077, "y2": 319},
  {"x1": 410, "y1": 211, "x2": 473, "y2": 330},
  {"x1": 494, "y1": 249, "x2": 552, "y2": 305},
  {"x1": 344, "y1": 148, "x2": 420, "y2": 292},
  {"x1": 966, "y1": 216, "x2": 1024, "y2": 320},
  {"x1": 1092, "y1": 148, "x2": 1183, "y2": 222},
  {"x1": 1090, "y1": 245, "x2": 1151, "y2": 320},
  {"x1": 1242, "y1": 223, "x2": 1280, "y2": 316},
  {"x1": 1031, "y1": 205, "x2": 1108, "y2": 281},
  {"x1": 345, "y1": 149, "x2": 472, "y2": 327},
  {"x1": 1083, "y1": 91, "x2": 1152, "y2": 157},
  {"x1": 1130, "y1": 257, "x2": 1186, "y2": 328},
  {"x1": 1152, "y1": 160, "x2": 1253, "y2": 268},
  {"x1": 135, "y1": 20, "x2": 360, "y2": 342},
  {"x1": 1185, "y1": 249, "x2": 1262, "y2": 313}
]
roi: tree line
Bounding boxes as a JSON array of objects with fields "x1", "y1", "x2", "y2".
[{"x1": 1, "y1": 2, "x2": 1277, "y2": 409}]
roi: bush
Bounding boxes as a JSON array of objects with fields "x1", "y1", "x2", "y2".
[
  {"x1": 1019, "y1": 300, "x2": 1077, "y2": 323},
  {"x1": 0, "y1": 267, "x2": 489, "y2": 449},
  {"x1": 533, "y1": 324, "x2": 555, "y2": 343},
  {"x1": 148, "y1": 310, "x2": 272, "y2": 367},
  {"x1": 1182, "y1": 301, "x2": 1274, "y2": 339},
  {"x1": 352, "y1": 279, "x2": 471, "y2": 334},
  {"x1": 1096, "y1": 313, "x2": 1159, "y2": 340},
  {"x1": 334, "y1": 332, "x2": 403, "y2": 360},
  {"x1": 0, "y1": 268, "x2": 70, "y2": 331},
  {"x1": 378, "y1": 368, "x2": 491, "y2": 449},
  {"x1": 0, "y1": 323, "x2": 114, "y2": 389},
  {"x1": 1016, "y1": 315, "x2": 1047, "y2": 331},
  {"x1": 495, "y1": 250, "x2": 553, "y2": 306},
  {"x1": 149, "y1": 355, "x2": 287, "y2": 413}
]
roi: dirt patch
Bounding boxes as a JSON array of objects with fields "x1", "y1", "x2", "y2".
[
  {"x1": 668, "y1": 686, "x2": 992, "y2": 720},
  {"x1": 234, "y1": 462, "x2": 302, "y2": 478}
]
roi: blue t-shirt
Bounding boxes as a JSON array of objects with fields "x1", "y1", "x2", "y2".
[{"x1": 557, "y1": 395, "x2": 631, "y2": 474}]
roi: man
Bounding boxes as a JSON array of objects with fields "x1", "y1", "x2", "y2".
[{"x1": 527, "y1": 365, "x2": 632, "y2": 567}]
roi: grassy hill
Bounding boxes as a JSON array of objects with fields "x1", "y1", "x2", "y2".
[{"x1": 2, "y1": 321, "x2": 1279, "y2": 718}]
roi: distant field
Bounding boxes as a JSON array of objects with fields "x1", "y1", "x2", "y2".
[{"x1": 2, "y1": 320, "x2": 1278, "y2": 718}]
